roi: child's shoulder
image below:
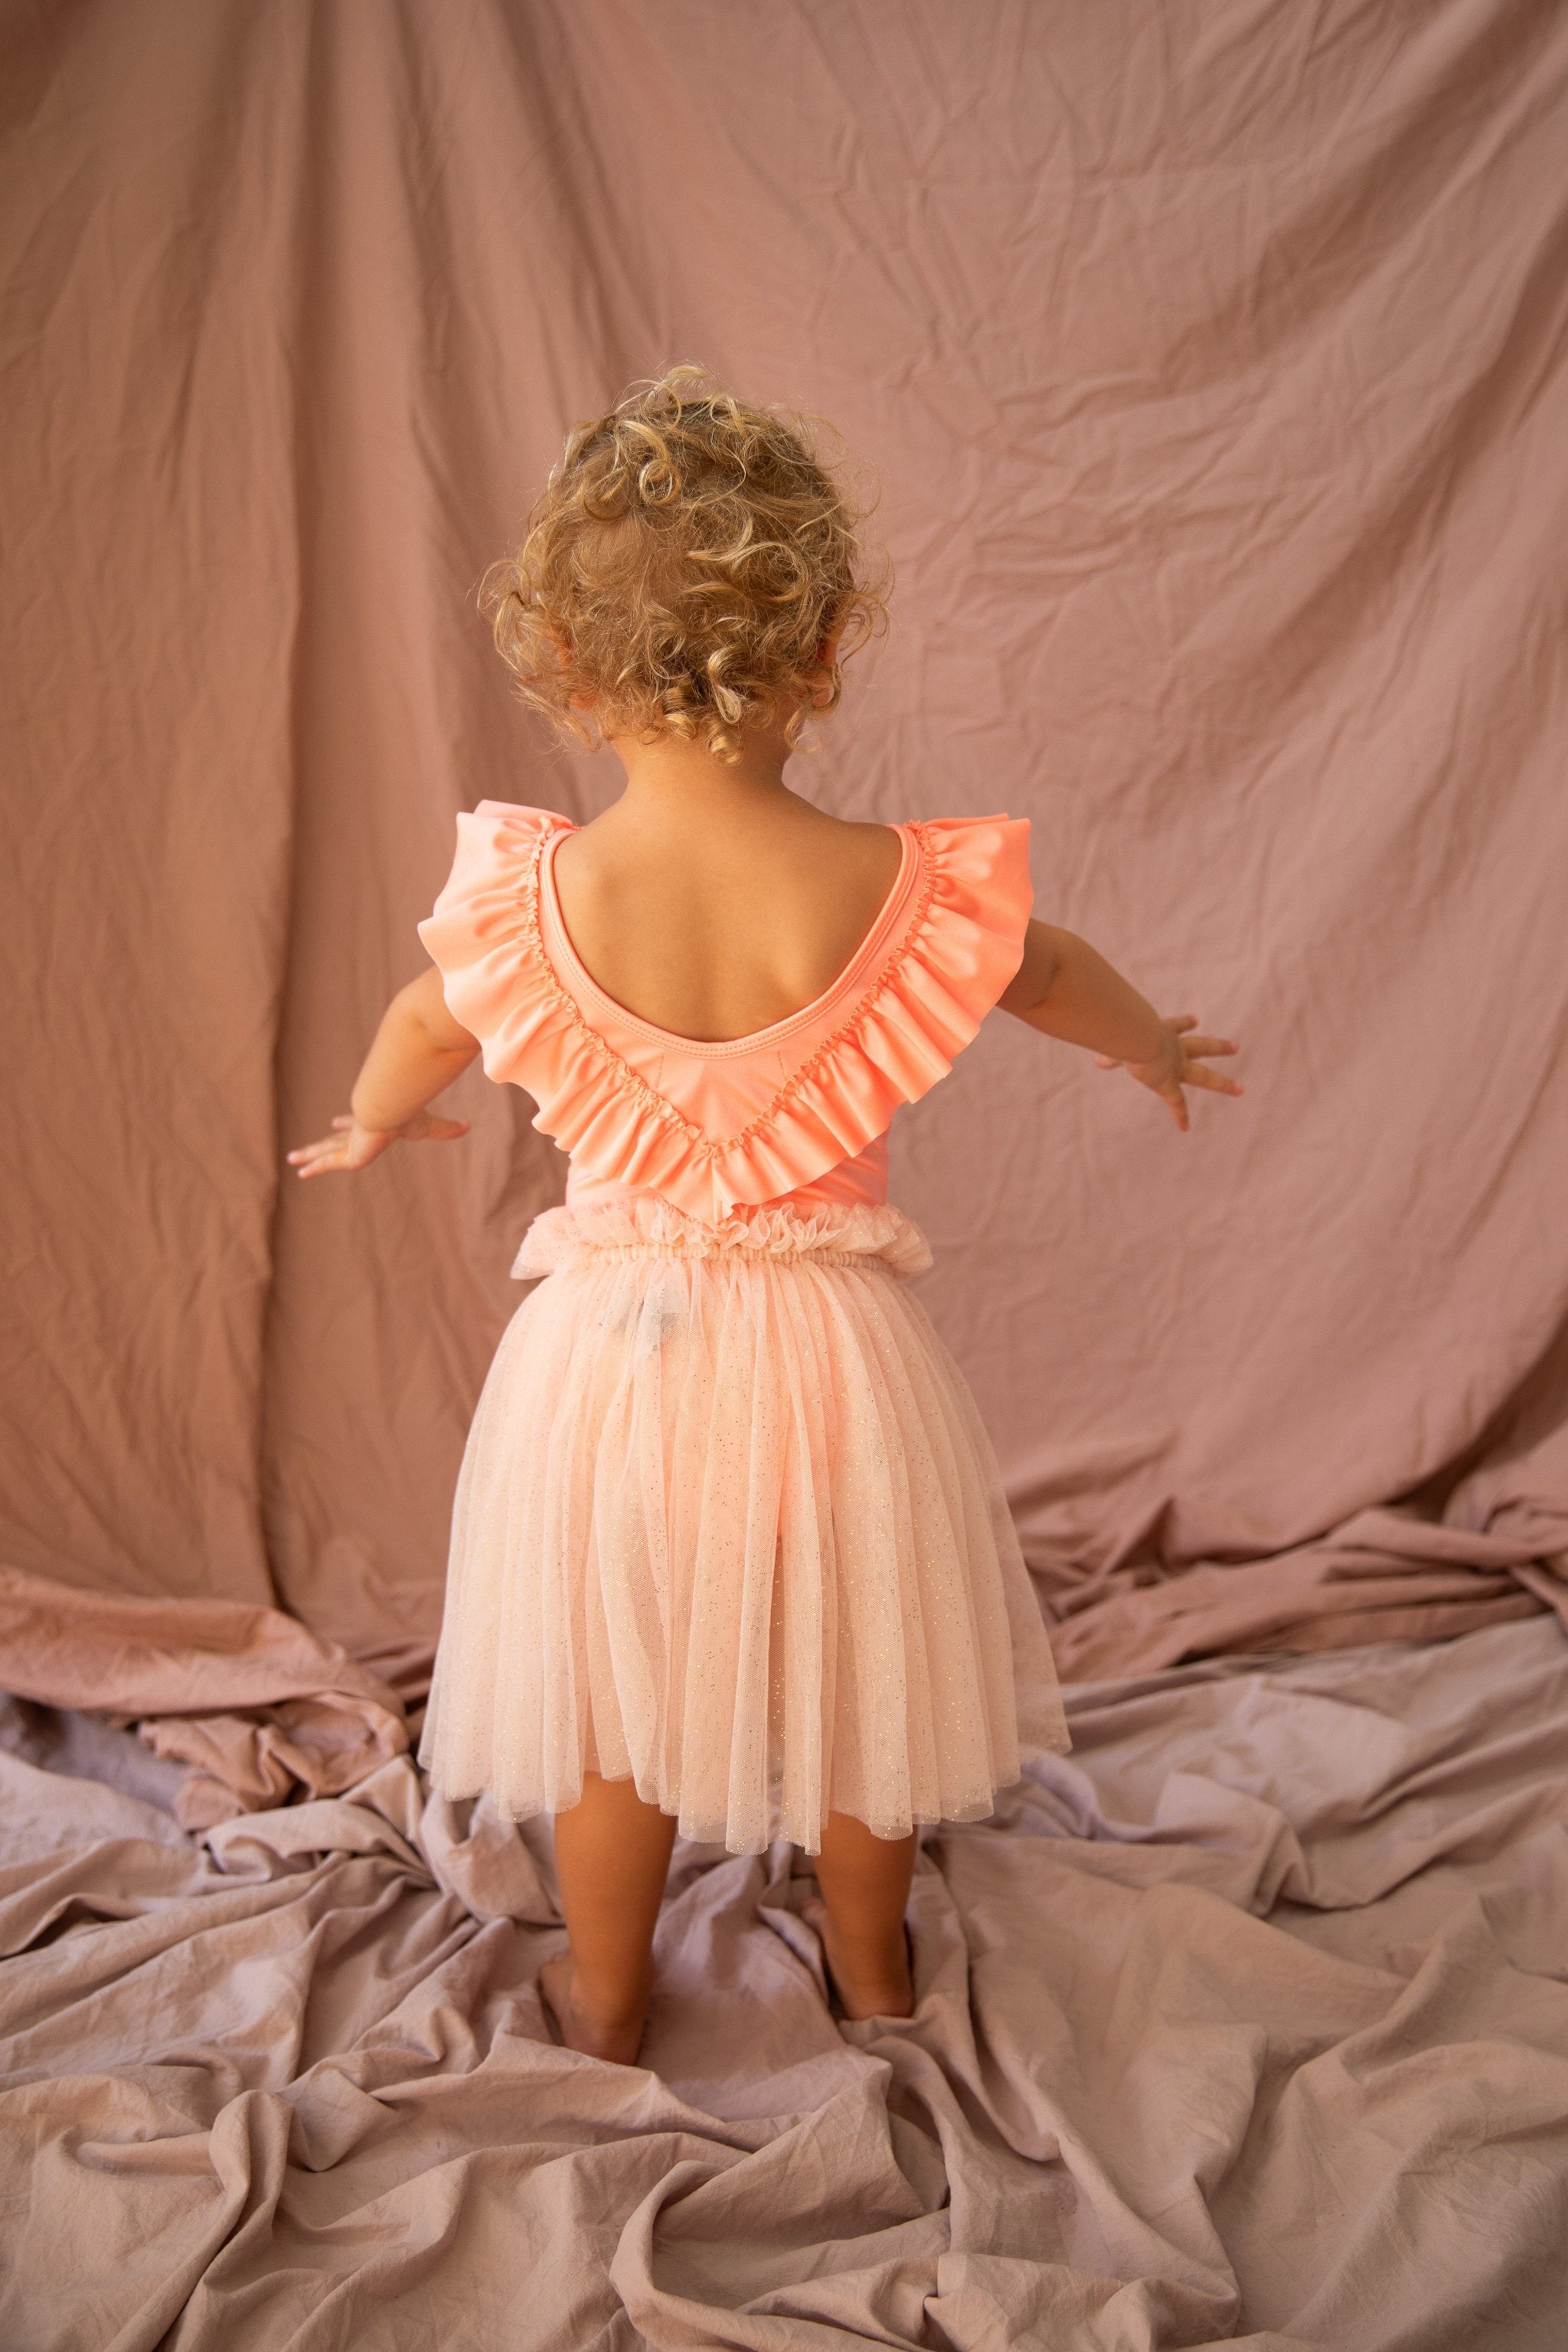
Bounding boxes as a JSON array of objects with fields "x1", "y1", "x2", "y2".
[
  {"x1": 423, "y1": 802, "x2": 568, "y2": 923},
  {"x1": 445, "y1": 798, "x2": 572, "y2": 869},
  {"x1": 439, "y1": 799, "x2": 1031, "y2": 909},
  {"x1": 469, "y1": 797, "x2": 573, "y2": 833}
]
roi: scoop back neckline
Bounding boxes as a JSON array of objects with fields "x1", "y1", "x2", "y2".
[{"x1": 537, "y1": 820, "x2": 919, "y2": 1057}]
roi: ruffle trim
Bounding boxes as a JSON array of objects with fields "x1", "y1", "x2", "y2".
[
  {"x1": 418, "y1": 799, "x2": 1033, "y2": 1222},
  {"x1": 512, "y1": 1192, "x2": 934, "y2": 1278}
]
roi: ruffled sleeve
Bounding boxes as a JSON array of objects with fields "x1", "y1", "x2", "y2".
[
  {"x1": 688, "y1": 812, "x2": 1034, "y2": 1211},
  {"x1": 858, "y1": 812, "x2": 1034, "y2": 1087},
  {"x1": 416, "y1": 799, "x2": 569, "y2": 1083}
]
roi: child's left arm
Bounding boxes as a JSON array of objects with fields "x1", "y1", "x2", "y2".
[
  {"x1": 997, "y1": 920, "x2": 1242, "y2": 1134},
  {"x1": 286, "y1": 966, "x2": 482, "y2": 1178}
]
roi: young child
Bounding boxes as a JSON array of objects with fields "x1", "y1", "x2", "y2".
[{"x1": 287, "y1": 368, "x2": 1241, "y2": 2067}]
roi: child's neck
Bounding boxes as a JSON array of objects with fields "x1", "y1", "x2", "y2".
[{"x1": 605, "y1": 713, "x2": 802, "y2": 821}]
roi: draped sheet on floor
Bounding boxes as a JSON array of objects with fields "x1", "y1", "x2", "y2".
[{"x1": 4, "y1": 1615, "x2": 1566, "y2": 2348}]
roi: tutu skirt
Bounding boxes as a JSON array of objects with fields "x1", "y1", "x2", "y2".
[{"x1": 416, "y1": 1191, "x2": 1070, "y2": 1854}]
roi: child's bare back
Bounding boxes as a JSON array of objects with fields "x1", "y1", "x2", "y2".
[{"x1": 550, "y1": 787, "x2": 903, "y2": 1046}]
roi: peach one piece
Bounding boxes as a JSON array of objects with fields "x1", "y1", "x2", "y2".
[{"x1": 414, "y1": 800, "x2": 1071, "y2": 1855}]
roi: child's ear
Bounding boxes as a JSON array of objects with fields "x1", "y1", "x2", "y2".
[
  {"x1": 548, "y1": 626, "x2": 599, "y2": 711},
  {"x1": 802, "y1": 620, "x2": 846, "y2": 711}
]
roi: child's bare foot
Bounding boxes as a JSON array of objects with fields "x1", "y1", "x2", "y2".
[
  {"x1": 537, "y1": 1950, "x2": 649, "y2": 2066},
  {"x1": 801, "y1": 1893, "x2": 916, "y2": 2021}
]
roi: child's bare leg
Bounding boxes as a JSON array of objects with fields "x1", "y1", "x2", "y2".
[
  {"x1": 539, "y1": 1770, "x2": 677, "y2": 2065},
  {"x1": 805, "y1": 1811, "x2": 917, "y2": 2020}
]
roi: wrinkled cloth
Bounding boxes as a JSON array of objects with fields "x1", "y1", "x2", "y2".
[
  {"x1": 419, "y1": 1190, "x2": 1070, "y2": 1854},
  {"x1": 0, "y1": 1564, "x2": 408, "y2": 1830},
  {"x1": 1043, "y1": 1501, "x2": 1568, "y2": 1680},
  {"x1": 4, "y1": 1616, "x2": 1567, "y2": 2349}
]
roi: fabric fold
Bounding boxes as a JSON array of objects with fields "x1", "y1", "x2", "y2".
[{"x1": 0, "y1": 1564, "x2": 410, "y2": 1828}]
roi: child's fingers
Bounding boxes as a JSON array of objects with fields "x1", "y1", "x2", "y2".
[
  {"x1": 299, "y1": 1138, "x2": 373, "y2": 1175},
  {"x1": 289, "y1": 1129, "x2": 376, "y2": 1172},
  {"x1": 1181, "y1": 1036, "x2": 1239, "y2": 1058},
  {"x1": 286, "y1": 1116, "x2": 353, "y2": 1158},
  {"x1": 1186, "y1": 1064, "x2": 1244, "y2": 1096}
]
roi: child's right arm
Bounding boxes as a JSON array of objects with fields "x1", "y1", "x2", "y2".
[
  {"x1": 997, "y1": 922, "x2": 1242, "y2": 1134},
  {"x1": 286, "y1": 966, "x2": 482, "y2": 1178}
]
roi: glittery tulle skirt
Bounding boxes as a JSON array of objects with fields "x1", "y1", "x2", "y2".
[{"x1": 416, "y1": 1190, "x2": 1070, "y2": 1854}]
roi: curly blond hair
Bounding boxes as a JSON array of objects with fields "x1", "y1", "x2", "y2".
[{"x1": 478, "y1": 365, "x2": 889, "y2": 763}]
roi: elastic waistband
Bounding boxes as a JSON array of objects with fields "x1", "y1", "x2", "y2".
[
  {"x1": 511, "y1": 1194, "x2": 934, "y2": 1281},
  {"x1": 534, "y1": 1239, "x2": 900, "y2": 1269}
]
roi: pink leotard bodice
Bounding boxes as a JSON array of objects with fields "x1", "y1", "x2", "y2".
[{"x1": 418, "y1": 801, "x2": 1033, "y2": 1223}]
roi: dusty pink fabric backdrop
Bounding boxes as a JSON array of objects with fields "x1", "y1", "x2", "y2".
[
  {"x1": 5, "y1": 0, "x2": 1567, "y2": 1681},
  {"x1": 8, "y1": 11, "x2": 1568, "y2": 2348}
]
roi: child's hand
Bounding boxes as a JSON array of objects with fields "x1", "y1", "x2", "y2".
[
  {"x1": 1093, "y1": 1014, "x2": 1242, "y2": 1134},
  {"x1": 286, "y1": 1109, "x2": 471, "y2": 1179}
]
